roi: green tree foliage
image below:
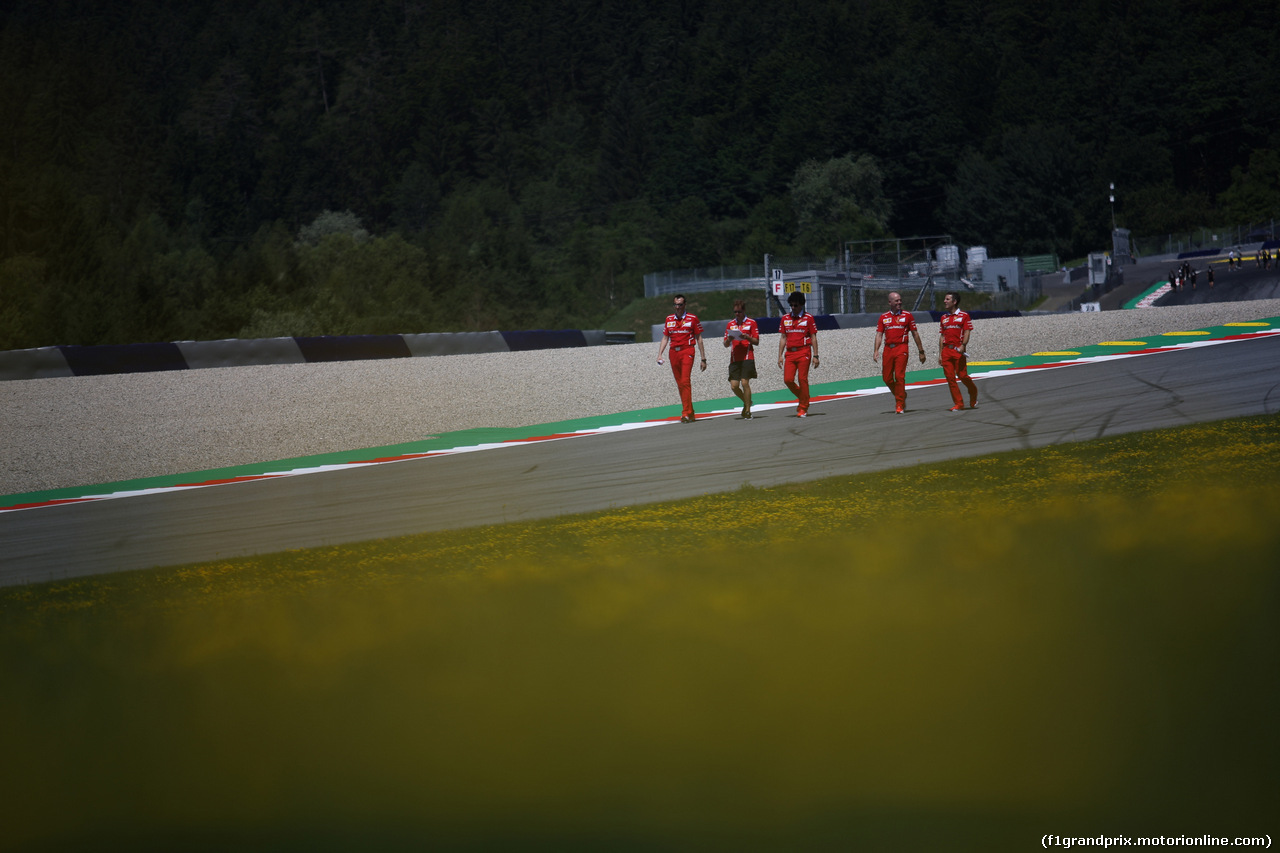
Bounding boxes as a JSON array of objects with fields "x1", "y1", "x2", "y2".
[
  {"x1": 1217, "y1": 147, "x2": 1280, "y2": 226},
  {"x1": 0, "y1": 255, "x2": 49, "y2": 349},
  {"x1": 296, "y1": 210, "x2": 369, "y2": 247},
  {"x1": 946, "y1": 126, "x2": 1087, "y2": 258},
  {"x1": 789, "y1": 154, "x2": 892, "y2": 256},
  {"x1": 177, "y1": 58, "x2": 266, "y2": 240},
  {"x1": 1122, "y1": 182, "x2": 1215, "y2": 240},
  {"x1": 302, "y1": 231, "x2": 434, "y2": 333},
  {"x1": 542, "y1": 216, "x2": 656, "y2": 325},
  {"x1": 2, "y1": 0, "x2": 1280, "y2": 349},
  {"x1": 236, "y1": 223, "x2": 434, "y2": 337}
]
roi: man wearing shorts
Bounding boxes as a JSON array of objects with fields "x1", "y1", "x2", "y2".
[
  {"x1": 873, "y1": 291, "x2": 926, "y2": 414},
  {"x1": 776, "y1": 291, "x2": 820, "y2": 417},
  {"x1": 656, "y1": 293, "x2": 706, "y2": 422},
  {"x1": 938, "y1": 290, "x2": 978, "y2": 411},
  {"x1": 723, "y1": 299, "x2": 760, "y2": 418}
]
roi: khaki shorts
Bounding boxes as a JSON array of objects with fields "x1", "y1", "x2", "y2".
[{"x1": 729, "y1": 360, "x2": 758, "y2": 381}]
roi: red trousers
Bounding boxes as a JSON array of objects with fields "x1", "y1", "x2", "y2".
[
  {"x1": 882, "y1": 343, "x2": 909, "y2": 408},
  {"x1": 784, "y1": 349, "x2": 812, "y2": 413},
  {"x1": 669, "y1": 346, "x2": 696, "y2": 417},
  {"x1": 941, "y1": 347, "x2": 977, "y2": 407}
]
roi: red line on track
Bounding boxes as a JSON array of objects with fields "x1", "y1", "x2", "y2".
[{"x1": 3, "y1": 498, "x2": 98, "y2": 511}]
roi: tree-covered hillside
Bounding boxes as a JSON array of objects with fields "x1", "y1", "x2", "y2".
[{"x1": 3, "y1": 0, "x2": 1278, "y2": 347}]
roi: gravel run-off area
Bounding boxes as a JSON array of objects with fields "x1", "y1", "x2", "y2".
[{"x1": 3, "y1": 299, "x2": 1279, "y2": 496}]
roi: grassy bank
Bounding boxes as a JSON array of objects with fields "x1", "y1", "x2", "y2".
[
  {"x1": 602, "y1": 290, "x2": 768, "y2": 342},
  {"x1": 3, "y1": 415, "x2": 1278, "y2": 851}
]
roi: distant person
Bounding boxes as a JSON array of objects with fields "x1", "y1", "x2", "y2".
[
  {"x1": 1208, "y1": 267, "x2": 1215, "y2": 288},
  {"x1": 938, "y1": 291, "x2": 979, "y2": 411},
  {"x1": 723, "y1": 299, "x2": 760, "y2": 418},
  {"x1": 1190, "y1": 268, "x2": 1197, "y2": 290},
  {"x1": 656, "y1": 293, "x2": 706, "y2": 423},
  {"x1": 873, "y1": 291, "x2": 926, "y2": 414},
  {"x1": 776, "y1": 291, "x2": 820, "y2": 417}
]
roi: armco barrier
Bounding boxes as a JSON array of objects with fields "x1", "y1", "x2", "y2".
[
  {"x1": 402, "y1": 331, "x2": 508, "y2": 357},
  {"x1": 500, "y1": 329, "x2": 588, "y2": 351},
  {"x1": 0, "y1": 347, "x2": 75, "y2": 380},
  {"x1": 0, "y1": 329, "x2": 612, "y2": 382},
  {"x1": 59, "y1": 342, "x2": 188, "y2": 377},
  {"x1": 294, "y1": 334, "x2": 412, "y2": 362},
  {"x1": 177, "y1": 337, "x2": 307, "y2": 369}
]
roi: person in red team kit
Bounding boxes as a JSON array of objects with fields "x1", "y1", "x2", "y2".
[
  {"x1": 776, "y1": 291, "x2": 820, "y2": 417},
  {"x1": 938, "y1": 290, "x2": 978, "y2": 411},
  {"x1": 656, "y1": 293, "x2": 706, "y2": 422},
  {"x1": 723, "y1": 299, "x2": 760, "y2": 418},
  {"x1": 873, "y1": 290, "x2": 926, "y2": 413}
]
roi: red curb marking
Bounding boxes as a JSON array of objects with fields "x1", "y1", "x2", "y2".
[{"x1": 2, "y1": 498, "x2": 98, "y2": 511}]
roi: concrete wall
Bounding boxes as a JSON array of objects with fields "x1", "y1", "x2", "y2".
[{"x1": 982, "y1": 257, "x2": 1025, "y2": 292}]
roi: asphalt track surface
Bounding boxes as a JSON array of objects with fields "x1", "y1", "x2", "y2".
[
  {"x1": 3, "y1": 333, "x2": 1279, "y2": 587},
  {"x1": 1159, "y1": 261, "x2": 1280, "y2": 304}
]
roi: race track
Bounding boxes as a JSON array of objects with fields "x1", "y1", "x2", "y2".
[
  {"x1": 1160, "y1": 261, "x2": 1280, "y2": 304},
  {"x1": 3, "y1": 332, "x2": 1278, "y2": 586}
]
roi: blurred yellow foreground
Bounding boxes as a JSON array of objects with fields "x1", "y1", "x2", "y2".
[{"x1": 2, "y1": 416, "x2": 1277, "y2": 851}]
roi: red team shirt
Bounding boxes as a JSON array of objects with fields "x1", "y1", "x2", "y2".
[
  {"x1": 876, "y1": 310, "x2": 917, "y2": 345},
  {"x1": 939, "y1": 309, "x2": 973, "y2": 347},
  {"x1": 664, "y1": 313, "x2": 703, "y2": 348},
  {"x1": 724, "y1": 317, "x2": 759, "y2": 362},
  {"x1": 780, "y1": 312, "x2": 817, "y2": 350}
]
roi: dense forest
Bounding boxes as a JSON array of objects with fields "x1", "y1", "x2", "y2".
[{"x1": 3, "y1": 0, "x2": 1279, "y2": 348}]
